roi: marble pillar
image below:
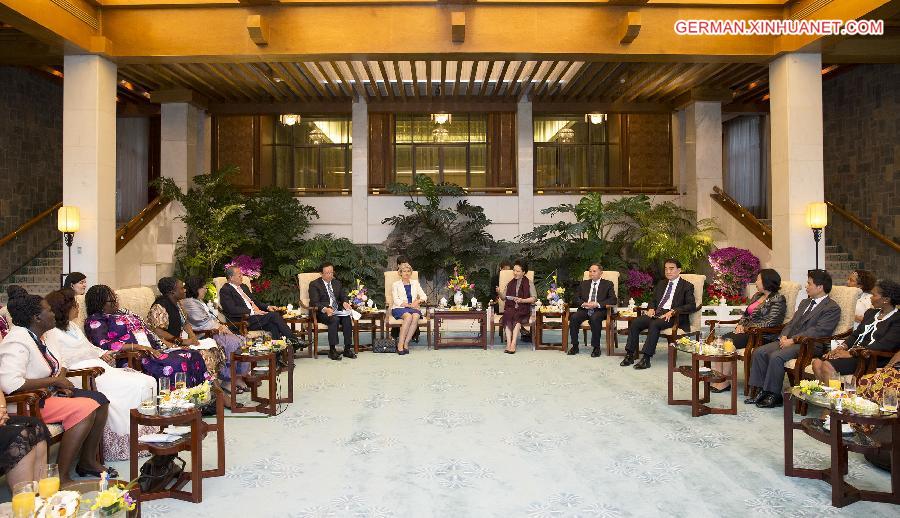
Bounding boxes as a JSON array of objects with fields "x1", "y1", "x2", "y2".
[
  {"x1": 516, "y1": 101, "x2": 534, "y2": 235},
  {"x1": 352, "y1": 100, "x2": 369, "y2": 244},
  {"x1": 682, "y1": 101, "x2": 723, "y2": 223},
  {"x1": 769, "y1": 53, "x2": 824, "y2": 284},
  {"x1": 62, "y1": 55, "x2": 117, "y2": 285}
]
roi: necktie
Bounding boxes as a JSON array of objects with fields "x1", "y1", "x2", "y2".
[
  {"x1": 326, "y1": 282, "x2": 337, "y2": 309},
  {"x1": 236, "y1": 285, "x2": 261, "y2": 314},
  {"x1": 657, "y1": 281, "x2": 675, "y2": 312},
  {"x1": 804, "y1": 299, "x2": 817, "y2": 315},
  {"x1": 587, "y1": 281, "x2": 598, "y2": 316}
]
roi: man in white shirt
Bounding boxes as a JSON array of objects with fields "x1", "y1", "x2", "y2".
[
  {"x1": 308, "y1": 262, "x2": 355, "y2": 361},
  {"x1": 218, "y1": 267, "x2": 297, "y2": 341}
]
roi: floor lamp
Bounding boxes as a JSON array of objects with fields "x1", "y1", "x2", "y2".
[
  {"x1": 806, "y1": 202, "x2": 828, "y2": 271},
  {"x1": 58, "y1": 206, "x2": 80, "y2": 286}
]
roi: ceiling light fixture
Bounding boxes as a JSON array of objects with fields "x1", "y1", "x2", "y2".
[
  {"x1": 279, "y1": 114, "x2": 301, "y2": 126},
  {"x1": 431, "y1": 112, "x2": 451, "y2": 125},
  {"x1": 585, "y1": 113, "x2": 608, "y2": 125}
]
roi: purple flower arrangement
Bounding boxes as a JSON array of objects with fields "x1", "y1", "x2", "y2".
[
  {"x1": 707, "y1": 247, "x2": 760, "y2": 302},
  {"x1": 224, "y1": 255, "x2": 263, "y2": 279},
  {"x1": 625, "y1": 269, "x2": 654, "y2": 303}
]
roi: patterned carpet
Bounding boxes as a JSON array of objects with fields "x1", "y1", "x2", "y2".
[{"x1": 95, "y1": 336, "x2": 898, "y2": 517}]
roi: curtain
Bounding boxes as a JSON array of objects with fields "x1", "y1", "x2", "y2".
[
  {"x1": 368, "y1": 113, "x2": 394, "y2": 189},
  {"x1": 723, "y1": 115, "x2": 769, "y2": 219},
  {"x1": 487, "y1": 112, "x2": 516, "y2": 188},
  {"x1": 115, "y1": 117, "x2": 149, "y2": 226}
]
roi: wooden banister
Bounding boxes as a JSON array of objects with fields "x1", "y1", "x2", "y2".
[
  {"x1": 710, "y1": 186, "x2": 772, "y2": 249},
  {"x1": 826, "y1": 200, "x2": 900, "y2": 254},
  {"x1": 116, "y1": 196, "x2": 170, "y2": 252},
  {"x1": 0, "y1": 201, "x2": 62, "y2": 248}
]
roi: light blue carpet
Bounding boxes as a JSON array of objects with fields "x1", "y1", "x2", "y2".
[{"x1": 96, "y1": 334, "x2": 896, "y2": 518}]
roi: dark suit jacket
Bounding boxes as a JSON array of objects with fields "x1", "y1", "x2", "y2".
[
  {"x1": 738, "y1": 292, "x2": 788, "y2": 330},
  {"x1": 308, "y1": 277, "x2": 348, "y2": 312},
  {"x1": 847, "y1": 308, "x2": 900, "y2": 353},
  {"x1": 219, "y1": 282, "x2": 271, "y2": 321},
  {"x1": 651, "y1": 277, "x2": 696, "y2": 331},
  {"x1": 572, "y1": 279, "x2": 617, "y2": 309},
  {"x1": 781, "y1": 296, "x2": 841, "y2": 339}
]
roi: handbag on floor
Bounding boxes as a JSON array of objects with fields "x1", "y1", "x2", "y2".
[
  {"x1": 372, "y1": 338, "x2": 398, "y2": 353},
  {"x1": 138, "y1": 454, "x2": 185, "y2": 493}
]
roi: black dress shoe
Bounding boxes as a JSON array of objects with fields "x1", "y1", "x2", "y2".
[
  {"x1": 756, "y1": 393, "x2": 784, "y2": 408},
  {"x1": 633, "y1": 357, "x2": 651, "y2": 370},
  {"x1": 744, "y1": 391, "x2": 764, "y2": 405},
  {"x1": 328, "y1": 349, "x2": 342, "y2": 361},
  {"x1": 620, "y1": 353, "x2": 635, "y2": 367},
  {"x1": 709, "y1": 385, "x2": 731, "y2": 393},
  {"x1": 567, "y1": 346, "x2": 580, "y2": 356},
  {"x1": 343, "y1": 349, "x2": 357, "y2": 359},
  {"x1": 591, "y1": 347, "x2": 601, "y2": 358}
]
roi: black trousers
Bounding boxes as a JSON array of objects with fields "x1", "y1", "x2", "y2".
[
  {"x1": 569, "y1": 308, "x2": 607, "y2": 348},
  {"x1": 721, "y1": 331, "x2": 751, "y2": 350},
  {"x1": 625, "y1": 314, "x2": 675, "y2": 357},
  {"x1": 247, "y1": 312, "x2": 294, "y2": 339},
  {"x1": 317, "y1": 311, "x2": 353, "y2": 348}
]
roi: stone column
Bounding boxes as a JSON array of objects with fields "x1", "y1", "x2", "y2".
[
  {"x1": 161, "y1": 102, "x2": 205, "y2": 242},
  {"x1": 769, "y1": 53, "x2": 824, "y2": 284},
  {"x1": 62, "y1": 55, "x2": 117, "y2": 286},
  {"x1": 516, "y1": 100, "x2": 534, "y2": 235},
  {"x1": 351, "y1": 100, "x2": 369, "y2": 244},
  {"x1": 682, "y1": 101, "x2": 723, "y2": 223}
]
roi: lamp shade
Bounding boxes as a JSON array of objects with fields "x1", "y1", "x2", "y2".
[
  {"x1": 57, "y1": 206, "x2": 80, "y2": 233},
  {"x1": 805, "y1": 202, "x2": 828, "y2": 229}
]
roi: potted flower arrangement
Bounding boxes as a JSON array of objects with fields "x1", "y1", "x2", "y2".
[
  {"x1": 446, "y1": 265, "x2": 474, "y2": 308},
  {"x1": 625, "y1": 269, "x2": 654, "y2": 306},
  {"x1": 348, "y1": 280, "x2": 372, "y2": 311},
  {"x1": 86, "y1": 477, "x2": 137, "y2": 517},
  {"x1": 542, "y1": 273, "x2": 566, "y2": 312},
  {"x1": 224, "y1": 255, "x2": 263, "y2": 279},
  {"x1": 705, "y1": 247, "x2": 759, "y2": 314}
]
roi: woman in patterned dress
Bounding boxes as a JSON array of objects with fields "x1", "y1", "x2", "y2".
[{"x1": 83, "y1": 285, "x2": 210, "y2": 387}]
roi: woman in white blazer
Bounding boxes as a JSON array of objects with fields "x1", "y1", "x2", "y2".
[{"x1": 391, "y1": 264, "x2": 427, "y2": 355}]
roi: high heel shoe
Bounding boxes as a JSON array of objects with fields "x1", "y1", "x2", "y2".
[
  {"x1": 504, "y1": 349, "x2": 515, "y2": 354},
  {"x1": 75, "y1": 465, "x2": 119, "y2": 479}
]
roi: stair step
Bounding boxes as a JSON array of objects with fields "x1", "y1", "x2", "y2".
[
  {"x1": 825, "y1": 245, "x2": 842, "y2": 253},
  {"x1": 826, "y1": 260, "x2": 861, "y2": 270},
  {"x1": 825, "y1": 253, "x2": 849, "y2": 262}
]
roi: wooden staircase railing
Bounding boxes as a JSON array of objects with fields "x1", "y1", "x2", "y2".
[
  {"x1": 826, "y1": 200, "x2": 900, "y2": 254},
  {"x1": 116, "y1": 196, "x2": 170, "y2": 252},
  {"x1": 0, "y1": 201, "x2": 62, "y2": 248},
  {"x1": 710, "y1": 186, "x2": 772, "y2": 249}
]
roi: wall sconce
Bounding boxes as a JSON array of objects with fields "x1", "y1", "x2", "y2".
[
  {"x1": 805, "y1": 202, "x2": 828, "y2": 270},
  {"x1": 57, "y1": 206, "x2": 80, "y2": 278}
]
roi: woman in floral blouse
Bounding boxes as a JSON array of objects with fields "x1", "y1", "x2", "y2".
[{"x1": 83, "y1": 285, "x2": 211, "y2": 387}]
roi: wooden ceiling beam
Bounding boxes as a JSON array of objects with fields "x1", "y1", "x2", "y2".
[
  {"x1": 345, "y1": 60, "x2": 368, "y2": 100},
  {"x1": 579, "y1": 62, "x2": 622, "y2": 101},
  {"x1": 538, "y1": 60, "x2": 574, "y2": 100},
  {"x1": 200, "y1": 63, "x2": 256, "y2": 102},
  {"x1": 623, "y1": 63, "x2": 686, "y2": 103},
  {"x1": 377, "y1": 60, "x2": 394, "y2": 100},
  {"x1": 440, "y1": 60, "x2": 447, "y2": 97},
  {"x1": 505, "y1": 60, "x2": 527, "y2": 98},
  {"x1": 297, "y1": 61, "x2": 331, "y2": 99},
  {"x1": 479, "y1": 60, "x2": 496, "y2": 97},
  {"x1": 532, "y1": 60, "x2": 559, "y2": 99},
  {"x1": 451, "y1": 60, "x2": 462, "y2": 96},
  {"x1": 656, "y1": 63, "x2": 729, "y2": 102},
  {"x1": 168, "y1": 63, "x2": 226, "y2": 101},
  {"x1": 282, "y1": 62, "x2": 321, "y2": 100},
  {"x1": 517, "y1": 61, "x2": 542, "y2": 101},
  {"x1": 467, "y1": 59, "x2": 479, "y2": 98},
  {"x1": 227, "y1": 63, "x2": 271, "y2": 100},
  {"x1": 425, "y1": 59, "x2": 433, "y2": 97},
  {"x1": 269, "y1": 61, "x2": 310, "y2": 102},
  {"x1": 313, "y1": 61, "x2": 341, "y2": 99},
  {"x1": 567, "y1": 62, "x2": 606, "y2": 99},
  {"x1": 392, "y1": 60, "x2": 407, "y2": 101},
  {"x1": 410, "y1": 60, "x2": 420, "y2": 98},
  {"x1": 492, "y1": 60, "x2": 510, "y2": 98},
  {"x1": 244, "y1": 63, "x2": 290, "y2": 101},
  {"x1": 361, "y1": 60, "x2": 383, "y2": 101},
  {"x1": 327, "y1": 61, "x2": 354, "y2": 99}
]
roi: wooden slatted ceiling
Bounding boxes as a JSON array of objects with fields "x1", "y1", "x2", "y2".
[{"x1": 116, "y1": 60, "x2": 774, "y2": 106}]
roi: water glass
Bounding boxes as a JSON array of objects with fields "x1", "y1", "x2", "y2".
[
  {"x1": 39, "y1": 463, "x2": 60, "y2": 498},
  {"x1": 158, "y1": 376, "x2": 170, "y2": 396},
  {"x1": 139, "y1": 387, "x2": 156, "y2": 414},
  {"x1": 843, "y1": 375, "x2": 857, "y2": 396},
  {"x1": 174, "y1": 372, "x2": 187, "y2": 391},
  {"x1": 883, "y1": 387, "x2": 898, "y2": 412}
]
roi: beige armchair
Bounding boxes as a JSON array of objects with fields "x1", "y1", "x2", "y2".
[
  {"x1": 384, "y1": 270, "x2": 431, "y2": 347},
  {"x1": 491, "y1": 269, "x2": 535, "y2": 345}
]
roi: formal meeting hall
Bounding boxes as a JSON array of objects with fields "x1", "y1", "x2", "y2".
[{"x1": 0, "y1": 0, "x2": 899, "y2": 516}]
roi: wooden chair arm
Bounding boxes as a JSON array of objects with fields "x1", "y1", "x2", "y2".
[
  {"x1": 112, "y1": 350, "x2": 147, "y2": 371},
  {"x1": 67, "y1": 367, "x2": 105, "y2": 391},
  {"x1": 5, "y1": 389, "x2": 50, "y2": 417}
]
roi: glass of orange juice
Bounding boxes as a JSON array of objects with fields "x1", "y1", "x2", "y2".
[
  {"x1": 828, "y1": 373, "x2": 842, "y2": 391},
  {"x1": 11, "y1": 480, "x2": 36, "y2": 517},
  {"x1": 39, "y1": 462, "x2": 60, "y2": 499}
]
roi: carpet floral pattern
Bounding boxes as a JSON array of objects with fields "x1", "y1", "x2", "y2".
[{"x1": 97, "y1": 345, "x2": 895, "y2": 517}]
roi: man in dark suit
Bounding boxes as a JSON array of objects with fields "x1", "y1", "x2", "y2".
[
  {"x1": 747, "y1": 269, "x2": 841, "y2": 408},
  {"x1": 621, "y1": 259, "x2": 696, "y2": 370},
  {"x1": 308, "y1": 262, "x2": 356, "y2": 361},
  {"x1": 218, "y1": 266, "x2": 297, "y2": 341},
  {"x1": 569, "y1": 263, "x2": 617, "y2": 357}
]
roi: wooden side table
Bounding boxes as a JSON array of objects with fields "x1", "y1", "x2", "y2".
[
  {"x1": 284, "y1": 315, "x2": 316, "y2": 358},
  {"x1": 353, "y1": 310, "x2": 385, "y2": 353},
  {"x1": 230, "y1": 347, "x2": 293, "y2": 416},
  {"x1": 605, "y1": 311, "x2": 638, "y2": 357},
  {"x1": 667, "y1": 344, "x2": 738, "y2": 417},
  {"x1": 433, "y1": 310, "x2": 488, "y2": 349},
  {"x1": 785, "y1": 387, "x2": 900, "y2": 507},
  {"x1": 534, "y1": 307, "x2": 569, "y2": 352},
  {"x1": 129, "y1": 392, "x2": 226, "y2": 504}
]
